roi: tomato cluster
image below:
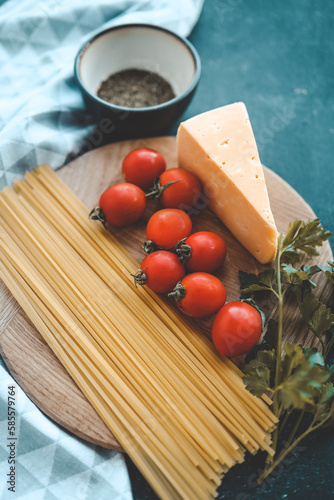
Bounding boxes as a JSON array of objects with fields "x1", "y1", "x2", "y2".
[
  {"x1": 91, "y1": 147, "x2": 262, "y2": 358},
  {"x1": 90, "y1": 147, "x2": 203, "y2": 228},
  {"x1": 135, "y1": 207, "x2": 227, "y2": 313}
]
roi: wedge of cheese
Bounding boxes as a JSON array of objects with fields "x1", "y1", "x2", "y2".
[{"x1": 177, "y1": 102, "x2": 278, "y2": 264}]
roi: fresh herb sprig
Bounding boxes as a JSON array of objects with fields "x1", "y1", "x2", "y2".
[{"x1": 239, "y1": 219, "x2": 334, "y2": 483}]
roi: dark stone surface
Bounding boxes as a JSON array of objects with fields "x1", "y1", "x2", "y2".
[{"x1": 129, "y1": 1, "x2": 334, "y2": 499}]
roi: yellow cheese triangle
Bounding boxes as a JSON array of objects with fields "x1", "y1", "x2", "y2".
[{"x1": 177, "y1": 102, "x2": 278, "y2": 264}]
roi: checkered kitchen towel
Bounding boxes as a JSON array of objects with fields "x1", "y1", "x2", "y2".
[
  {"x1": 0, "y1": 0, "x2": 204, "y2": 188},
  {"x1": 0, "y1": 1, "x2": 204, "y2": 498}
]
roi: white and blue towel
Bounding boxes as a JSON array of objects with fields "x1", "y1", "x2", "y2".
[{"x1": 0, "y1": 0, "x2": 203, "y2": 188}]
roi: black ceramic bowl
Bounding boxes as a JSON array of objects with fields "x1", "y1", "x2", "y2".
[{"x1": 74, "y1": 24, "x2": 201, "y2": 140}]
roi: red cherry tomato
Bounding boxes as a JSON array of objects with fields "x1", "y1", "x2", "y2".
[
  {"x1": 146, "y1": 209, "x2": 192, "y2": 249},
  {"x1": 178, "y1": 231, "x2": 227, "y2": 273},
  {"x1": 133, "y1": 251, "x2": 185, "y2": 293},
  {"x1": 158, "y1": 168, "x2": 202, "y2": 210},
  {"x1": 122, "y1": 148, "x2": 166, "y2": 190},
  {"x1": 170, "y1": 272, "x2": 227, "y2": 318},
  {"x1": 97, "y1": 183, "x2": 146, "y2": 227},
  {"x1": 212, "y1": 302, "x2": 262, "y2": 357}
]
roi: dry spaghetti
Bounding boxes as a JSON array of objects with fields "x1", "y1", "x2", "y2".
[{"x1": 0, "y1": 166, "x2": 277, "y2": 500}]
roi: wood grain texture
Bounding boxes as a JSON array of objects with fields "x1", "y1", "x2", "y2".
[{"x1": 0, "y1": 136, "x2": 332, "y2": 451}]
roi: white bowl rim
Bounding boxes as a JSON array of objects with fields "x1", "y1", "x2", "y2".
[{"x1": 74, "y1": 23, "x2": 201, "y2": 113}]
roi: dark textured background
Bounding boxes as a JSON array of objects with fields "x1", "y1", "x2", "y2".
[{"x1": 128, "y1": 0, "x2": 334, "y2": 499}]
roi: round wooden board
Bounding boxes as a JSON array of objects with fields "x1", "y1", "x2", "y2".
[{"x1": 0, "y1": 136, "x2": 332, "y2": 452}]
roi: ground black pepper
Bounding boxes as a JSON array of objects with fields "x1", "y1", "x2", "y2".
[{"x1": 97, "y1": 68, "x2": 175, "y2": 108}]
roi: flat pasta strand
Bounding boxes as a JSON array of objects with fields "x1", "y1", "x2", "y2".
[{"x1": 0, "y1": 166, "x2": 277, "y2": 500}]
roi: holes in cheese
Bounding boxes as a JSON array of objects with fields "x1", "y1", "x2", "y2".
[{"x1": 177, "y1": 102, "x2": 278, "y2": 264}]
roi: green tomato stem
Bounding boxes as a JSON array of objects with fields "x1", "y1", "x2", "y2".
[
  {"x1": 89, "y1": 206, "x2": 106, "y2": 226},
  {"x1": 145, "y1": 178, "x2": 181, "y2": 199}
]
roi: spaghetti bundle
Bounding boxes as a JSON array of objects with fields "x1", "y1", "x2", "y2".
[{"x1": 0, "y1": 166, "x2": 277, "y2": 499}]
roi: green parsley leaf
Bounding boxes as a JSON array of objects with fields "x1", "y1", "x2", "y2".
[
  {"x1": 303, "y1": 262, "x2": 334, "y2": 285},
  {"x1": 243, "y1": 364, "x2": 271, "y2": 397},
  {"x1": 239, "y1": 270, "x2": 258, "y2": 290},
  {"x1": 281, "y1": 219, "x2": 332, "y2": 263},
  {"x1": 239, "y1": 268, "x2": 277, "y2": 295},
  {"x1": 281, "y1": 263, "x2": 316, "y2": 288},
  {"x1": 313, "y1": 382, "x2": 334, "y2": 423},
  {"x1": 325, "y1": 261, "x2": 334, "y2": 284},
  {"x1": 294, "y1": 289, "x2": 334, "y2": 339},
  {"x1": 243, "y1": 349, "x2": 276, "y2": 396},
  {"x1": 304, "y1": 348, "x2": 325, "y2": 367},
  {"x1": 280, "y1": 344, "x2": 305, "y2": 382},
  {"x1": 279, "y1": 348, "x2": 331, "y2": 410},
  {"x1": 304, "y1": 263, "x2": 332, "y2": 277}
]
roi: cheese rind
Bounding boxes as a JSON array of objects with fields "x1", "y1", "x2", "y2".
[{"x1": 177, "y1": 102, "x2": 278, "y2": 264}]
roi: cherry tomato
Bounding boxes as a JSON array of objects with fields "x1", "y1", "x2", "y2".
[
  {"x1": 170, "y1": 272, "x2": 227, "y2": 318},
  {"x1": 157, "y1": 168, "x2": 202, "y2": 210},
  {"x1": 177, "y1": 231, "x2": 227, "y2": 273},
  {"x1": 132, "y1": 251, "x2": 185, "y2": 293},
  {"x1": 212, "y1": 302, "x2": 262, "y2": 357},
  {"x1": 94, "y1": 183, "x2": 146, "y2": 227},
  {"x1": 122, "y1": 148, "x2": 166, "y2": 190},
  {"x1": 146, "y1": 209, "x2": 192, "y2": 249}
]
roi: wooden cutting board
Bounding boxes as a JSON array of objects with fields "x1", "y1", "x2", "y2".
[{"x1": 0, "y1": 136, "x2": 332, "y2": 452}]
